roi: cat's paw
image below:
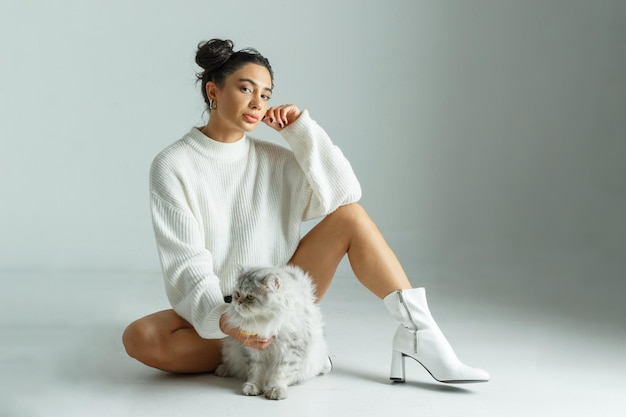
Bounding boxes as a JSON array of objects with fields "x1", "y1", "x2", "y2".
[
  {"x1": 242, "y1": 382, "x2": 262, "y2": 396},
  {"x1": 214, "y1": 364, "x2": 228, "y2": 377},
  {"x1": 264, "y1": 385, "x2": 288, "y2": 400}
]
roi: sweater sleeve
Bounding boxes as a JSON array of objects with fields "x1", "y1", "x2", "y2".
[
  {"x1": 280, "y1": 110, "x2": 362, "y2": 220},
  {"x1": 150, "y1": 161, "x2": 228, "y2": 340}
]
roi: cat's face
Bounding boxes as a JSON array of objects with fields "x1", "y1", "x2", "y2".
[{"x1": 231, "y1": 268, "x2": 282, "y2": 318}]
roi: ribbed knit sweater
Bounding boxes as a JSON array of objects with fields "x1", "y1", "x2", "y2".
[{"x1": 150, "y1": 110, "x2": 362, "y2": 339}]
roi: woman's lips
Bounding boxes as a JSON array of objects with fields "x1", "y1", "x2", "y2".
[{"x1": 243, "y1": 114, "x2": 259, "y2": 123}]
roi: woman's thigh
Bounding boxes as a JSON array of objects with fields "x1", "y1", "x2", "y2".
[
  {"x1": 140, "y1": 309, "x2": 194, "y2": 331},
  {"x1": 125, "y1": 309, "x2": 194, "y2": 341},
  {"x1": 288, "y1": 203, "x2": 362, "y2": 300}
]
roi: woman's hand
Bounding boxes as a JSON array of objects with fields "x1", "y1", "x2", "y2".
[
  {"x1": 219, "y1": 315, "x2": 274, "y2": 350},
  {"x1": 263, "y1": 104, "x2": 302, "y2": 131}
]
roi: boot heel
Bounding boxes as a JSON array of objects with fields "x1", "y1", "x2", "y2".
[{"x1": 390, "y1": 350, "x2": 406, "y2": 382}]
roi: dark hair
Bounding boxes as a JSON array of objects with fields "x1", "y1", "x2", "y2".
[{"x1": 195, "y1": 39, "x2": 274, "y2": 111}]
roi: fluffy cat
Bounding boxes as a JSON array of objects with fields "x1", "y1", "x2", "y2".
[{"x1": 215, "y1": 265, "x2": 330, "y2": 400}]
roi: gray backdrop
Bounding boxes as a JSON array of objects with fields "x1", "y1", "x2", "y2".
[{"x1": 1, "y1": 1, "x2": 625, "y2": 314}]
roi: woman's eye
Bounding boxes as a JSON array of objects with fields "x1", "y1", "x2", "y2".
[
  {"x1": 262, "y1": 95, "x2": 271, "y2": 101},
  {"x1": 240, "y1": 86, "x2": 251, "y2": 93}
]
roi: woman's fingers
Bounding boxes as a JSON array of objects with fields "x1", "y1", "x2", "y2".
[
  {"x1": 277, "y1": 106, "x2": 289, "y2": 128},
  {"x1": 263, "y1": 104, "x2": 302, "y2": 131},
  {"x1": 239, "y1": 333, "x2": 275, "y2": 350},
  {"x1": 220, "y1": 316, "x2": 274, "y2": 350},
  {"x1": 262, "y1": 109, "x2": 275, "y2": 128}
]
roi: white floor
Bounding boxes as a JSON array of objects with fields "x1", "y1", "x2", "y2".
[{"x1": 1, "y1": 266, "x2": 624, "y2": 417}]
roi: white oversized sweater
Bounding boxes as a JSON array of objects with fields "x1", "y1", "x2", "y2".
[{"x1": 150, "y1": 110, "x2": 362, "y2": 339}]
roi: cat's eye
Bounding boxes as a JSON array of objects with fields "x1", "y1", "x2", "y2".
[{"x1": 247, "y1": 295, "x2": 255, "y2": 301}]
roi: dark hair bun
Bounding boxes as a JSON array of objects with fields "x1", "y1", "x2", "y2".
[{"x1": 195, "y1": 39, "x2": 235, "y2": 77}]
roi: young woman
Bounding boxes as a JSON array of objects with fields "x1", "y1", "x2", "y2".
[{"x1": 122, "y1": 39, "x2": 489, "y2": 384}]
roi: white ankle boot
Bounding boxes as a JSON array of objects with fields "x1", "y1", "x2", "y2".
[{"x1": 383, "y1": 288, "x2": 490, "y2": 384}]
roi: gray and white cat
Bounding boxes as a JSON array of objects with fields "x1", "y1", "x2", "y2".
[{"x1": 215, "y1": 265, "x2": 330, "y2": 400}]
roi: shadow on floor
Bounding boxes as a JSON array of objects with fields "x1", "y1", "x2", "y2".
[{"x1": 331, "y1": 363, "x2": 474, "y2": 394}]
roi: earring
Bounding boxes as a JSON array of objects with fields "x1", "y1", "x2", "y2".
[{"x1": 209, "y1": 99, "x2": 217, "y2": 110}]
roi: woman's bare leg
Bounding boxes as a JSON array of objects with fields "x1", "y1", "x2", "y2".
[
  {"x1": 293, "y1": 204, "x2": 490, "y2": 383},
  {"x1": 123, "y1": 203, "x2": 407, "y2": 372},
  {"x1": 290, "y1": 203, "x2": 412, "y2": 300},
  {"x1": 122, "y1": 309, "x2": 221, "y2": 373}
]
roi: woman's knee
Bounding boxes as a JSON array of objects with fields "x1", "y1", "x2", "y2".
[
  {"x1": 329, "y1": 203, "x2": 371, "y2": 230},
  {"x1": 122, "y1": 318, "x2": 164, "y2": 366}
]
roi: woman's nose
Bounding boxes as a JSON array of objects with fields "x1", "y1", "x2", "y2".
[{"x1": 249, "y1": 96, "x2": 261, "y2": 109}]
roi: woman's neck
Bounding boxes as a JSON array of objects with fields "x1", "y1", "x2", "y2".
[{"x1": 201, "y1": 117, "x2": 245, "y2": 143}]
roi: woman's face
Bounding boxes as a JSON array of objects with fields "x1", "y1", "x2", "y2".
[{"x1": 207, "y1": 63, "x2": 273, "y2": 138}]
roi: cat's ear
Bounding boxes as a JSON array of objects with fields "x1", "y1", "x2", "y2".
[{"x1": 264, "y1": 274, "x2": 281, "y2": 291}]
